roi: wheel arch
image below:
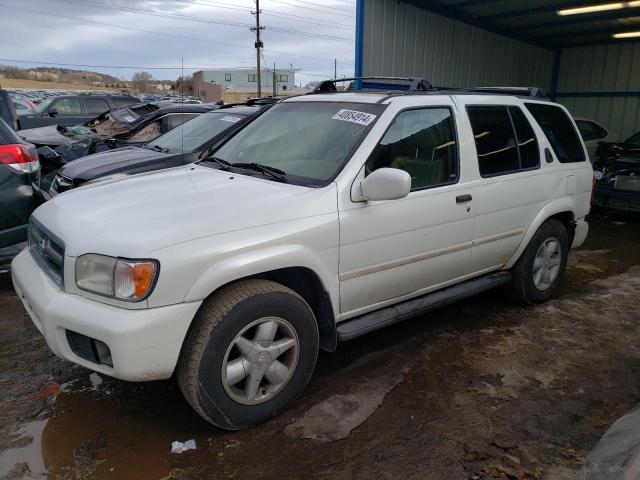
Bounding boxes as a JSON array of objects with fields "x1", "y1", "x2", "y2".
[
  {"x1": 504, "y1": 200, "x2": 576, "y2": 270},
  {"x1": 184, "y1": 246, "x2": 338, "y2": 352}
]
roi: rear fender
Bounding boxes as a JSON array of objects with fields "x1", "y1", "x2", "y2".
[{"x1": 503, "y1": 198, "x2": 576, "y2": 269}]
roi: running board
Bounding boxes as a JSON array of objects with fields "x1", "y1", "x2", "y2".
[{"x1": 337, "y1": 271, "x2": 512, "y2": 341}]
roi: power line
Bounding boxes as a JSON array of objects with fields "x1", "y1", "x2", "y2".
[
  {"x1": 274, "y1": 0, "x2": 354, "y2": 14},
  {"x1": 266, "y1": 0, "x2": 354, "y2": 18},
  {"x1": 51, "y1": 0, "x2": 353, "y2": 42},
  {"x1": 0, "y1": 3, "x2": 354, "y2": 66}
]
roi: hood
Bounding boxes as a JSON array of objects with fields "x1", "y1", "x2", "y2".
[
  {"x1": 58, "y1": 147, "x2": 174, "y2": 182},
  {"x1": 33, "y1": 165, "x2": 333, "y2": 257},
  {"x1": 18, "y1": 125, "x2": 75, "y2": 146}
]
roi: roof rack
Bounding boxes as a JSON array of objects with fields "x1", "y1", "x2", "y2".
[
  {"x1": 442, "y1": 86, "x2": 548, "y2": 98},
  {"x1": 309, "y1": 77, "x2": 547, "y2": 99},
  {"x1": 312, "y1": 77, "x2": 434, "y2": 93}
]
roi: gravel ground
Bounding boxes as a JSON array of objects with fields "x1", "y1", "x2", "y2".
[{"x1": 1, "y1": 215, "x2": 639, "y2": 480}]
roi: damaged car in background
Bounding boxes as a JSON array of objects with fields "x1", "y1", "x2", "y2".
[
  {"x1": 49, "y1": 99, "x2": 277, "y2": 195},
  {"x1": 592, "y1": 130, "x2": 640, "y2": 213},
  {"x1": 18, "y1": 102, "x2": 221, "y2": 186}
]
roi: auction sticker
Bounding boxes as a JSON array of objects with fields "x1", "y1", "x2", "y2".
[
  {"x1": 332, "y1": 109, "x2": 376, "y2": 126},
  {"x1": 220, "y1": 116, "x2": 242, "y2": 123}
]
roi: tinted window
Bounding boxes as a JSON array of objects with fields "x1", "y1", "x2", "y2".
[
  {"x1": 0, "y1": 118, "x2": 20, "y2": 144},
  {"x1": 160, "y1": 113, "x2": 200, "y2": 134},
  {"x1": 366, "y1": 108, "x2": 458, "y2": 190},
  {"x1": 467, "y1": 106, "x2": 519, "y2": 176},
  {"x1": 51, "y1": 98, "x2": 81, "y2": 115},
  {"x1": 576, "y1": 120, "x2": 607, "y2": 142},
  {"x1": 525, "y1": 103, "x2": 585, "y2": 163},
  {"x1": 112, "y1": 96, "x2": 138, "y2": 108},
  {"x1": 509, "y1": 107, "x2": 540, "y2": 170},
  {"x1": 626, "y1": 132, "x2": 640, "y2": 145},
  {"x1": 85, "y1": 98, "x2": 110, "y2": 115}
]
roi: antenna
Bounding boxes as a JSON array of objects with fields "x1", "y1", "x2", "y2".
[{"x1": 181, "y1": 57, "x2": 184, "y2": 164}]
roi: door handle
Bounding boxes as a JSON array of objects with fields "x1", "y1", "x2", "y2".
[{"x1": 456, "y1": 194, "x2": 472, "y2": 203}]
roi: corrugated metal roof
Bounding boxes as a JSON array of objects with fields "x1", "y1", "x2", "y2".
[{"x1": 405, "y1": 0, "x2": 640, "y2": 47}]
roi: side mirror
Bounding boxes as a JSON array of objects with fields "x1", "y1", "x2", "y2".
[
  {"x1": 48, "y1": 108, "x2": 58, "y2": 117},
  {"x1": 356, "y1": 168, "x2": 411, "y2": 202}
]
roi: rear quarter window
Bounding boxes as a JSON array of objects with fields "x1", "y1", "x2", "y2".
[{"x1": 525, "y1": 103, "x2": 586, "y2": 163}]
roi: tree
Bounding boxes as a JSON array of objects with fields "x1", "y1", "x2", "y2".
[
  {"x1": 176, "y1": 75, "x2": 193, "y2": 96},
  {"x1": 132, "y1": 71, "x2": 153, "y2": 93}
]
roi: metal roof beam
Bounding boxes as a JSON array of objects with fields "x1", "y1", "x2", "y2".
[
  {"x1": 401, "y1": 0, "x2": 554, "y2": 48},
  {"x1": 481, "y1": 0, "x2": 618, "y2": 20},
  {"x1": 518, "y1": 10, "x2": 640, "y2": 30}
]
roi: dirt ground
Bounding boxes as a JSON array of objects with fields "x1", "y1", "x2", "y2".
[{"x1": 1, "y1": 215, "x2": 640, "y2": 480}]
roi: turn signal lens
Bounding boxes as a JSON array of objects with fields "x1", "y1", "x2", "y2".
[
  {"x1": 76, "y1": 254, "x2": 159, "y2": 302},
  {"x1": 114, "y1": 260, "x2": 158, "y2": 301}
]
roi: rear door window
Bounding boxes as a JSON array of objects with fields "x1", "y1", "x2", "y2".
[
  {"x1": 85, "y1": 98, "x2": 110, "y2": 116},
  {"x1": 509, "y1": 107, "x2": 540, "y2": 170},
  {"x1": 525, "y1": 103, "x2": 586, "y2": 163},
  {"x1": 467, "y1": 106, "x2": 520, "y2": 176},
  {"x1": 112, "y1": 96, "x2": 139, "y2": 108}
]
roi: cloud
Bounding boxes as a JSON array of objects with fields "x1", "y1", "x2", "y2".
[{"x1": 0, "y1": 0, "x2": 355, "y2": 83}]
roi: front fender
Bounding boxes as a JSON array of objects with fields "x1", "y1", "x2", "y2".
[
  {"x1": 184, "y1": 244, "x2": 339, "y2": 317},
  {"x1": 503, "y1": 198, "x2": 576, "y2": 269}
]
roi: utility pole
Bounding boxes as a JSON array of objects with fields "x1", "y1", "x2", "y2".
[
  {"x1": 250, "y1": 0, "x2": 265, "y2": 97},
  {"x1": 334, "y1": 58, "x2": 337, "y2": 80},
  {"x1": 273, "y1": 62, "x2": 277, "y2": 98}
]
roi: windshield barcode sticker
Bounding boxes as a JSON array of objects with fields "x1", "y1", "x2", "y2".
[
  {"x1": 332, "y1": 109, "x2": 376, "y2": 126},
  {"x1": 123, "y1": 115, "x2": 136, "y2": 122},
  {"x1": 220, "y1": 116, "x2": 241, "y2": 123}
]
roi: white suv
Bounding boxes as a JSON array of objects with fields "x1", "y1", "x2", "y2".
[{"x1": 11, "y1": 80, "x2": 592, "y2": 429}]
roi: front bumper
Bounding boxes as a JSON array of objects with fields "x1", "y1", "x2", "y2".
[{"x1": 11, "y1": 249, "x2": 202, "y2": 381}]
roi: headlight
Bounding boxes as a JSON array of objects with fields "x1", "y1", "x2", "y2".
[
  {"x1": 76, "y1": 254, "x2": 159, "y2": 302},
  {"x1": 594, "y1": 170, "x2": 604, "y2": 181}
]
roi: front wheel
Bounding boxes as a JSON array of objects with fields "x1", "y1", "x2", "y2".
[
  {"x1": 507, "y1": 219, "x2": 569, "y2": 305},
  {"x1": 177, "y1": 279, "x2": 319, "y2": 429}
]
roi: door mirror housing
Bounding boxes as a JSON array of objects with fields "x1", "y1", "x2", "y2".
[
  {"x1": 48, "y1": 108, "x2": 58, "y2": 117},
  {"x1": 356, "y1": 168, "x2": 411, "y2": 202}
]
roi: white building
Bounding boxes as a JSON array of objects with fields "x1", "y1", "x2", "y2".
[{"x1": 197, "y1": 68, "x2": 297, "y2": 93}]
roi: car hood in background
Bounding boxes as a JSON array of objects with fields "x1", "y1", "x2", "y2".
[
  {"x1": 58, "y1": 147, "x2": 177, "y2": 182},
  {"x1": 18, "y1": 125, "x2": 77, "y2": 146},
  {"x1": 33, "y1": 165, "x2": 335, "y2": 257}
]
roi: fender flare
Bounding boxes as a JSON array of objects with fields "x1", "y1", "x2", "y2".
[
  {"x1": 503, "y1": 198, "x2": 576, "y2": 269},
  {"x1": 184, "y1": 244, "x2": 339, "y2": 318}
]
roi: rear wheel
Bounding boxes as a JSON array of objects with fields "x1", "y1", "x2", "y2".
[
  {"x1": 507, "y1": 219, "x2": 569, "y2": 304},
  {"x1": 177, "y1": 279, "x2": 319, "y2": 429}
]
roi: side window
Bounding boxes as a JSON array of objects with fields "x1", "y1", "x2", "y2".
[
  {"x1": 525, "y1": 103, "x2": 586, "y2": 163},
  {"x1": 85, "y1": 98, "x2": 110, "y2": 115},
  {"x1": 51, "y1": 98, "x2": 82, "y2": 115},
  {"x1": 509, "y1": 107, "x2": 540, "y2": 170},
  {"x1": 467, "y1": 106, "x2": 519, "y2": 177},
  {"x1": 248, "y1": 74, "x2": 257, "y2": 82},
  {"x1": 161, "y1": 113, "x2": 199, "y2": 133},
  {"x1": 112, "y1": 96, "x2": 137, "y2": 108},
  {"x1": 225, "y1": 73, "x2": 232, "y2": 81},
  {"x1": 365, "y1": 108, "x2": 458, "y2": 191}
]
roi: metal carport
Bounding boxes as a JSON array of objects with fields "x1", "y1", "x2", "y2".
[{"x1": 355, "y1": 0, "x2": 640, "y2": 139}]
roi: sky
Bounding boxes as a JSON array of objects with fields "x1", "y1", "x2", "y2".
[{"x1": 0, "y1": 0, "x2": 356, "y2": 85}]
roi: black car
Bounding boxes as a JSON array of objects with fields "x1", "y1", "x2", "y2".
[
  {"x1": 592, "y1": 131, "x2": 640, "y2": 213},
  {"x1": 19, "y1": 102, "x2": 221, "y2": 184},
  {"x1": 0, "y1": 118, "x2": 42, "y2": 272},
  {"x1": 49, "y1": 101, "x2": 274, "y2": 195},
  {"x1": 17, "y1": 92, "x2": 140, "y2": 129}
]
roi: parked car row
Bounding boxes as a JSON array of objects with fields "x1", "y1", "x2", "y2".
[{"x1": 10, "y1": 78, "x2": 595, "y2": 430}]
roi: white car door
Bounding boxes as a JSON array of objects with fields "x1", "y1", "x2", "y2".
[
  {"x1": 462, "y1": 102, "x2": 548, "y2": 274},
  {"x1": 338, "y1": 104, "x2": 475, "y2": 318}
]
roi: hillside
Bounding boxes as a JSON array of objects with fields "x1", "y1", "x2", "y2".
[{"x1": 0, "y1": 65, "x2": 128, "y2": 89}]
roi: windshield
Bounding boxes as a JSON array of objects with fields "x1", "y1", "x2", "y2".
[
  {"x1": 147, "y1": 111, "x2": 248, "y2": 153},
  {"x1": 36, "y1": 98, "x2": 53, "y2": 113},
  {"x1": 212, "y1": 102, "x2": 384, "y2": 184},
  {"x1": 626, "y1": 132, "x2": 640, "y2": 146}
]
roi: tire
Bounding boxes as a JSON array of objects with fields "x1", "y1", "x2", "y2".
[
  {"x1": 177, "y1": 279, "x2": 319, "y2": 430},
  {"x1": 507, "y1": 219, "x2": 569, "y2": 305}
]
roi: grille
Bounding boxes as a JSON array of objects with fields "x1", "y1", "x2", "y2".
[{"x1": 28, "y1": 218, "x2": 65, "y2": 288}]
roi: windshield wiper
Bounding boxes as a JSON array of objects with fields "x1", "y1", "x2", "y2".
[
  {"x1": 231, "y1": 162, "x2": 288, "y2": 182},
  {"x1": 203, "y1": 156, "x2": 232, "y2": 170},
  {"x1": 146, "y1": 144, "x2": 170, "y2": 153}
]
